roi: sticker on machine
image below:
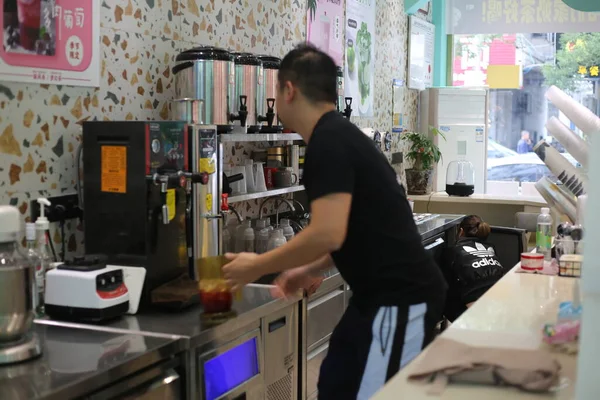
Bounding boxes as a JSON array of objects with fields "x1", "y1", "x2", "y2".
[
  {"x1": 475, "y1": 126, "x2": 484, "y2": 143},
  {"x1": 101, "y1": 146, "x2": 127, "y2": 193}
]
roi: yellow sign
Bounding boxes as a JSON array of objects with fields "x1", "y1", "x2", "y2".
[
  {"x1": 205, "y1": 194, "x2": 213, "y2": 212},
  {"x1": 101, "y1": 146, "x2": 127, "y2": 194},
  {"x1": 487, "y1": 65, "x2": 523, "y2": 89},
  {"x1": 199, "y1": 158, "x2": 215, "y2": 174},
  {"x1": 166, "y1": 189, "x2": 176, "y2": 222}
]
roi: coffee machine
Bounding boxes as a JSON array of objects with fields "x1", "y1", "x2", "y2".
[{"x1": 82, "y1": 121, "x2": 207, "y2": 305}]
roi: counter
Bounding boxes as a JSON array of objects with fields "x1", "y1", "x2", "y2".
[
  {"x1": 372, "y1": 267, "x2": 579, "y2": 399},
  {"x1": 0, "y1": 323, "x2": 182, "y2": 399},
  {"x1": 411, "y1": 193, "x2": 545, "y2": 227}
]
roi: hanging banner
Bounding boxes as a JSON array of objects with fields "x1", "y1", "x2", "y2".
[
  {"x1": 306, "y1": 0, "x2": 344, "y2": 67},
  {"x1": 345, "y1": 0, "x2": 375, "y2": 117},
  {"x1": 0, "y1": 0, "x2": 100, "y2": 87},
  {"x1": 447, "y1": 0, "x2": 599, "y2": 35}
]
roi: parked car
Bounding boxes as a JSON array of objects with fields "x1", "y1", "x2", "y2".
[
  {"x1": 488, "y1": 139, "x2": 517, "y2": 159},
  {"x1": 487, "y1": 152, "x2": 580, "y2": 183}
]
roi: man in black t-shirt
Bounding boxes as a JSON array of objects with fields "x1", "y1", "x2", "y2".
[{"x1": 224, "y1": 44, "x2": 447, "y2": 399}]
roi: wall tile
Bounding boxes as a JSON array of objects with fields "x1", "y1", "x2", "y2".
[{"x1": 101, "y1": 0, "x2": 180, "y2": 40}]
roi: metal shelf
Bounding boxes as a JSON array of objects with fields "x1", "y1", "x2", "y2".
[
  {"x1": 228, "y1": 185, "x2": 305, "y2": 203},
  {"x1": 219, "y1": 133, "x2": 304, "y2": 143}
]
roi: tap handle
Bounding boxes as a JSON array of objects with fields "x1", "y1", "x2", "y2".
[
  {"x1": 267, "y1": 98, "x2": 275, "y2": 111},
  {"x1": 221, "y1": 194, "x2": 229, "y2": 211},
  {"x1": 239, "y1": 95, "x2": 247, "y2": 110}
]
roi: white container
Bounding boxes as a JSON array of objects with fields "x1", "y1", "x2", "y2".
[
  {"x1": 520, "y1": 253, "x2": 544, "y2": 271},
  {"x1": 267, "y1": 229, "x2": 287, "y2": 251},
  {"x1": 235, "y1": 219, "x2": 252, "y2": 253},
  {"x1": 243, "y1": 227, "x2": 255, "y2": 253},
  {"x1": 256, "y1": 229, "x2": 270, "y2": 254},
  {"x1": 280, "y1": 219, "x2": 295, "y2": 242}
]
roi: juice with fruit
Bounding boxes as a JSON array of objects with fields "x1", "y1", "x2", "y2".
[
  {"x1": 196, "y1": 255, "x2": 240, "y2": 314},
  {"x1": 17, "y1": 0, "x2": 41, "y2": 51}
]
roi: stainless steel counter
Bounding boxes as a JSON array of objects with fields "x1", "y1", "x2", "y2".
[
  {"x1": 37, "y1": 285, "x2": 300, "y2": 350},
  {"x1": 415, "y1": 214, "x2": 463, "y2": 242},
  {"x1": 0, "y1": 323, "x2": 181, "y2": 400}
]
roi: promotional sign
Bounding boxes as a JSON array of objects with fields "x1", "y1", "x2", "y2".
[
  {"x1": 408, "y1": 15, "x2": 435, "y2": 90},
  {"x1": 345, "y1": 0, "x2": 375, "y2": 117},
  {"x1": 447, "y1": 0, "x2": 598, "y2": 35},
  {"x1": 0, "y1": 0, "x2": 100, "y2": 86},
  {"x1": 306, "y1": 0, "x2": 344, "y2": 66}
]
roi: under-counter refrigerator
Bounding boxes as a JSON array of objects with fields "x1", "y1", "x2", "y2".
[{"x1": 419, "y1": 87, "x2": 489, "y2": 194}]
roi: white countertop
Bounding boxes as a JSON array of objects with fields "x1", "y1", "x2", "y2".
[
  {"x1": 372, "y1": 267, "x2": 578, "y2": 399},
  {"x1": 409, "y1": 192, "x2": 546, "y2": 207}
]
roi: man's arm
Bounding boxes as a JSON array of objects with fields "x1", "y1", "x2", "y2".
[
  {"x1": 303, "y1": 254, "x2": 335, "y2": 276},
  {"x1": 255, "y1": 193, "x2": 351, "y2": 276}
]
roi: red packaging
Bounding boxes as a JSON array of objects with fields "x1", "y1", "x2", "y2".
[{"x1": 264, "y1": 167, "x2": 277, "y2": 189}]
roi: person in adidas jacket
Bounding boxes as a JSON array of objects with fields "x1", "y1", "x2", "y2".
[{"x1": 442, "y1": 215, "x2": 506, "y2": 321}]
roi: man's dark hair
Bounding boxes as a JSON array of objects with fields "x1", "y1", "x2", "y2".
[{"x1": 278, "y1": 44, "x2": 338, "y2": 104}]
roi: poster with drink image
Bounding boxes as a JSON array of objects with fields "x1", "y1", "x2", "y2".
[
  {"x1": 0, "y1": 0, "x2": 99, "y2": 86},
  {"x1": 345, "y1": 0, "x2": 375, "y2": 117},
  {"x1": 306, "y1": 0, "x2": 344, "y2": 66}
]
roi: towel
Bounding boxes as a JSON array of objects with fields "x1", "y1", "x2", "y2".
[{"x1": 408, "y1": 338, "x2": 561, "y2": 395}]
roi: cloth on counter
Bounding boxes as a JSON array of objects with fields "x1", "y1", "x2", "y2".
[{"x1": 408, "y1": 338, "x2": 561, "y2": 395}]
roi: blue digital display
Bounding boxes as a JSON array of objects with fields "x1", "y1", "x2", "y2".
[{"x1": 204, "y1": 337, "x2": 260, "y2": 400}]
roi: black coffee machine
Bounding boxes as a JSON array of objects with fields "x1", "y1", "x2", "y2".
[{"x1": 82, "y1": 121, "x2": 206, "y2": 306}]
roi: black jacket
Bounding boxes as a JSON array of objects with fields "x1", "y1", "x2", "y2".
[{"x1": 443, "y1": 237, "x2": 506, "y2": 306}]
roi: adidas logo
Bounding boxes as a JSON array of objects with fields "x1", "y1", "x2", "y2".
[{"x1": 463, "y1": 243, "x2": 496, "y2": 258}]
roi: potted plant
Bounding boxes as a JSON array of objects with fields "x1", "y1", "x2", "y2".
[{"x1": 402, "y1": 129, "x2": 444, "y2": 195}]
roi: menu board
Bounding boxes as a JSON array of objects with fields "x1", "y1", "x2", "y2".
[
  {"x1": 408, "y1": 15, "x2": 435, "y2": 90},
  {"x1": 0, "y1": 0, "x2": 100, "y2": 87},
  {"x1": 306, "y1": 0, "x2": 344, "y2": 66}
]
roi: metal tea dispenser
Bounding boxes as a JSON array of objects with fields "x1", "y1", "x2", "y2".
[{"x1": 189, "y1": 124, "x2": 223, "y2": 280}]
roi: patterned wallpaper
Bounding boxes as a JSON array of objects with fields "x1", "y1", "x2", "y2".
[{"x1": 0, "y1": 0, "x2": 424, "y2": 255}]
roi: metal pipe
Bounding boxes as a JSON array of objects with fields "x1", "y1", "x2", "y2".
[
  {"x1": 275, "y1": 198, "x2": 295, "y2": 227},
  {"x1": 228, "y1": 205, "x2": 244, "y2": 223},
  {"x1": 258, "y1": 196, "x2": 295, "y2": 220}
]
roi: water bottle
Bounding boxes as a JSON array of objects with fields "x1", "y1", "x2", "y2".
[{"x1": 536, "y1": 207, "x2": 553, "y2": 260}]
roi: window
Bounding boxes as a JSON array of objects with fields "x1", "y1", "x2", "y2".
[{"x1": 451, "y1": 32, "x2": 594, "y2": 194}]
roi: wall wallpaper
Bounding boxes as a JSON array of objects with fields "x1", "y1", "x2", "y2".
[{"x1": 0, "y1": 0, "x2": 423, "y2": 256}]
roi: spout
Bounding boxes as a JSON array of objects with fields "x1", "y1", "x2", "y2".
[
  {"x1": 229, "y1": 95, "x2": 248, "y2": 126},
  {"x1": 229, "y1": 205, "x2": 244, "y2": 223}
]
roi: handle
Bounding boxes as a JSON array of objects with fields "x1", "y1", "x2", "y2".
[
  {"x1": 239, "y1": 95, "x2": 247, "y2": 107},
  {"x1": 227, "y1": 173, "x2": 244, "y2": 184},
  {"x1": 307, "y1": 288, "x2": 344, "y2": 310},
  {"x1": 268, "y1": 316, "x2": 286, "y2": 333},
  {"x1": 172, "y1": 61, "x2": 193, "y2": 75},
  {"x1": 345, "y1": 97, "x2": 353, "y2": 107},
  {"x1": 267, "y1": 98, "x2": 275, "y2": 110},
  {"x1": 291, "y1": 173, "x2": 298, "y2": 185},
  {"x1": 424, "y1": 237, "x2": 445, "y2": 250}
]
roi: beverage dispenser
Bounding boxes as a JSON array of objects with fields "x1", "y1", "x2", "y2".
[
  {"x1": 258, "y1": 55, "x2": 282, "y2": 133},
  {"x1": 231, "y1": 53, "x2": 263, "y2": 132},
  {"x1": 336, "y1": 67, "x2": 353, "y2": 119},
  {"x1": 172, "y1": 46, "x2": 237, "y2": 133},
  {"x1": 82, "y1": 121, "x2": 208, "y2": 304}
]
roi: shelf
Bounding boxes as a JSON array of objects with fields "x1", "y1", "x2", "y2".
[
  {"x1": 219, "y1": 133, "x2": 304, "y2": 143},
  {"x1": 228, "y1": 185, "x2": 305, "y2": 203}
]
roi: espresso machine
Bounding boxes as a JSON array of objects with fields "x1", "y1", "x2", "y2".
[{"x1": 82, "y1": 121, "x2": 207, "y2": 306}]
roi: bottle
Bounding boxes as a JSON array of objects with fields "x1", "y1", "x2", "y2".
[
  {"x1": 34, "y1": 198, "x2": 52, "y2": 314},
  {"x1": 280, "y1": 218, "x2": 295, "y2": 242},
  {"x1": 244, "y1": 226, "x2": 255, "y2": 253},
  {"x1": 536, "y1": 207, "x2": 553, "y2": 260},
  {"x1": 267, "y1": 229, "x2": 287, "y2": 251},
  {"x1": 225, "y1": 216, "x2": 239, "y2": 253},
  {"x1": 256, "y1": 228, "x2": 270, "y2": 254},
  {"x1": 235, "y1": 219, "x2": 252, "y2": 253},
  {"x1": 0, "y1": 206, "x2": 36, "y2": 327},
  {"x1": 222, "y1": 229, "x2": 231, "y2": 254},
  {"x1": 25, "y1": 223, "x2": 40, "y2": 312}
]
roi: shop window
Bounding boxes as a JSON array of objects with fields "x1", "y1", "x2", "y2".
[{"x1": 451, "y1": 32, "x2": 595, "y2": 194}]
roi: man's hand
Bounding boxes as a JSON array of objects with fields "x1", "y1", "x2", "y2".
[
  {"x1": 272, "y1": 266, "x2": 325, "y2": 298},
  {"x1": 222, "y1": 252, "x2": 263, "y2": 291}
]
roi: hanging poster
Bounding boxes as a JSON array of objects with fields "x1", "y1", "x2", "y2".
[
  {"x1": 0, "y1": 0, "x2": 100, "y2": 87},
  {"x1": 306, "y1": 0, "x2": 344, "y2": 66},
  {"x1": 408, "y1": 15, "x2": 435, "y2": 90},
  {"x1": 345, "y1": 0, "x2": 375, "y2": 117}
]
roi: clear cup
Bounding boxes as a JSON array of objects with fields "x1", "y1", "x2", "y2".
[
  {"x1": 244, "y1": 160, "x2": 256, "y2": 193},
  {"x1": 232, "y1": 166, "x2": 247, "y2": 195},
  {"x1": 254, "y1": 162, "x2": 267, "y2": 192}
]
